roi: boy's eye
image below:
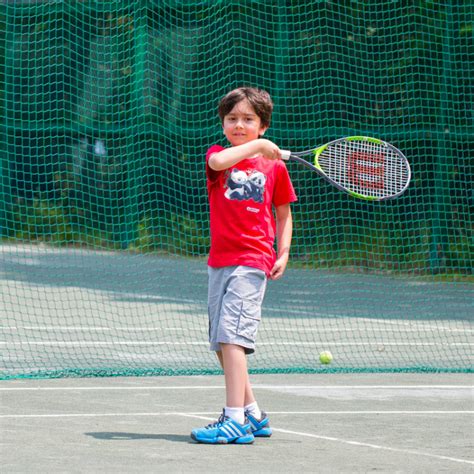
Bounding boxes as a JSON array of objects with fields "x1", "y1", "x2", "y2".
[{"x1": 225, "y1": 116, "x2": 257, "y2": 124}]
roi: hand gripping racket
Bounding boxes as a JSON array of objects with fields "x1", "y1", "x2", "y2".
[{"x1": 281, "y1": 136, "x2": 411, "y2": 201}]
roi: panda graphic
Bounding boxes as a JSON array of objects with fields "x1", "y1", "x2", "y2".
[
  {"x1": 224, "y1": 169, "x2": 250, "y2": 201},
  {"x1": 224, "y1": 168, "x2": 266, "y2": 203},
  {"x1": 247, "y1": 170, "x2": 266, "y2": 203}
]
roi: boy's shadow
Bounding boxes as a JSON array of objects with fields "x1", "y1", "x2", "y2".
[{"x1": 85, "y1": 432, "x2": 191, "y2": 443}]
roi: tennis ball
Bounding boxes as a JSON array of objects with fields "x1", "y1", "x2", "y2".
[{"x1": 319, "y1": 350, "x2": 333, "y2": 365}]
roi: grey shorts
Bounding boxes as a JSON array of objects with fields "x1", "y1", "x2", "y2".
[{"x1": 208, "y1": 265, "x2": 267, "y2": 355}]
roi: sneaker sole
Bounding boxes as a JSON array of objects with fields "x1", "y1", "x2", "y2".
[
  {"x1": 191, "y1": 432, "x2": 255, "y2": 445},
  {"x1": 253, "y1": 428, "x2": 272, "y2": 437}
]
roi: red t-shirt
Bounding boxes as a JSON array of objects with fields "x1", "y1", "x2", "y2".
[{"x1": 206, "y1": 144, "x2": 297, "y2": 276}]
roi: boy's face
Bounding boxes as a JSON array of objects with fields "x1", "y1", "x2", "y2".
[{"x1": 222, "y1": 99, "x2": 268, "y2": 147}]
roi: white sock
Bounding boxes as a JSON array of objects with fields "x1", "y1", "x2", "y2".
[
  {"x1": 244, "y1": 401, "x2": 262, "y2": 420},
  {"x1": 224, "y1": 406, "x2": 245, "y2": 425}
]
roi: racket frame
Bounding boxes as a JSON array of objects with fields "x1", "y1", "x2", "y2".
[{"x1": 281, "y1": 136, "x2": 411, "y2": 201}]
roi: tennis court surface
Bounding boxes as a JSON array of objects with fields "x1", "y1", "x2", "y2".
[
  {"x1": 1, "y1": 244, "x2": 473, "y2": 472},
  {"x1": 1, "y1": 373, "x2": 473, "y2": 472},
  {"x1": 1, "y1": 245, "x2": 472, "y2": 377}
]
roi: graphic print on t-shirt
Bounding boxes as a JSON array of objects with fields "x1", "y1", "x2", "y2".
[{"x1": 224, "y1": 168, "x2": 267, "y2": 203}]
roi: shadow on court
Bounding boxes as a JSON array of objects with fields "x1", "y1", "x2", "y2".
[
  {"x1": 1, "y1": 373, "x2": 473, "y2": 473},
  {"x1": 86, "y1": 432, "x2": 192, "y2": 443},
  {"x1": 2, "y1": 245, "x2": 472, "y2": 322}
]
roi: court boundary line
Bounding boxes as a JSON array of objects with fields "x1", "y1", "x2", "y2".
[
  {"x1": 2, "y1": 341, "x2": 471, "y2": 347},
  {"x1": 0, "y1": 384, "x2": 472, "y2": 391},
  {"x1": 2, "y1": 411, "x2": 472, "y2": 418},
  {"x1": 3, "y1": 325, "x2": 472, "y2": 333},
  {"x1": 2, "y1": 322, "x2": 473, "y2": 332}
]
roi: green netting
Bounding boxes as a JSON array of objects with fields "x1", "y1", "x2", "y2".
[{"x1": 0, "y1": 0, "x2": 472, "y2": 379}]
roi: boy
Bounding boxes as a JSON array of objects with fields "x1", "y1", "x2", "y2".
[{"x1": 191, "y1": 87, "x2": 297, "y2": 444}]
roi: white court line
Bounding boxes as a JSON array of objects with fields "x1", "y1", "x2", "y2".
[
  {"x1": 274, "y1": 411, "x2": 474, "y2": 414},
  {"x1": 0, "y1": 327, "x2": 205, "y2": 332},
  {"x1": 274, "y1": 327, "x2": 473, "y2": 333},
  {"x1": 1, "y1": 325, "x2": 472, "y2": 333},
  {"x1": 179, "y1": 413, "x2": 474, "y2": 466},
  {"x1": 267, "y1": 308, "x2": 473, "y2": 333},
  {"x1": 271, "y1": 411, "x2": 474, "y2": 414},
  {"x1": 267, "y1": 310, "x2": 473, "y2": 334},
  {"x1": 274, "y1": 427, "x2": 473, "y2": 465},
  {"x1": 0, "y1": 385, "x2": 471, "y2": 391},
  {"x1": 1, "y1": 411, "x2": 472, "y2": 419},
  {"x1": 1, "y1": 341, "x2": 471, "y2": 346},
  {"x1": 353, "y1": 316, "x2": 473, "y2": 333},
  {"x1": 1, "y1": 410, "x2": 472, "y2": 416}
]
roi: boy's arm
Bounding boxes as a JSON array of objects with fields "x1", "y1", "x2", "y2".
[
  {"x1": 270, "y1": 203, "x2": 293, "y2": 280},
  {"x1": 208, "y1": 138, "x2": 281, "y2": 171}
]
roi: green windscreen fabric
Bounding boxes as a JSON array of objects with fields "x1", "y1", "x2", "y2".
[{"x1": 0, "y1": 1, "x2": 472, "y2": 379}]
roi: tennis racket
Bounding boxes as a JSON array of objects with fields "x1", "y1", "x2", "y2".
[{"x1": 281, "y1": 136, "x2": 411, "y2": 201}]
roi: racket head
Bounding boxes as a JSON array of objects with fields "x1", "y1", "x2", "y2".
[{"x1": 314, "y1": 136, "x2": 411, "y2": 201}]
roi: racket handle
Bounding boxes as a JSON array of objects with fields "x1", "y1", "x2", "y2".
[{"x1": 281, "y1": 150, "x2": 291, "y2": 161}]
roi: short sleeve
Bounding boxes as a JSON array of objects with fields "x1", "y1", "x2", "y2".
[
  {"x1": 272, "y1": 160, "x2": 297, "y2": 207},
  {"x1": 206, "y1": 144, "x2": 225, "y2": 184}
]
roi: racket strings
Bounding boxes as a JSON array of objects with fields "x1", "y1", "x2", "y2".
[{"x1": 318, "y1": 141, "x2": 409, "y2": 198}]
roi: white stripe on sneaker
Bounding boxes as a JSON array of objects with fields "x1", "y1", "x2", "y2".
[
  {"x1": 231, "y1": 422, "x2": 244, "y2": 436},
  {"x1": 221, "y1": 423, "x2": 239, "y2": 438},
  {"x1": 231, "y1": 421, "x2": 246, "y2": 436}
]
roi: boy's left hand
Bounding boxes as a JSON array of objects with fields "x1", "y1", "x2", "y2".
[{"x1": 270, "y1": 255, "x2": 288, "y2": 280}]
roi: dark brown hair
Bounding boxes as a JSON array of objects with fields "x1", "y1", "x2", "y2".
[{"x1": 218, "y1": 87, "x2": 273, "y2": 129}]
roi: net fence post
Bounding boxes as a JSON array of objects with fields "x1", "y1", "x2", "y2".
[
  {"x1": 0, "y1": 142, "x2": 6, "y2": 238},
  {"x1": 0, "y1": 5, "x2": 13, "y2": 239},
  {"x1": 120, "y1": 0, "x2": 147, "y2": 249},
  {"x1": 430, "y1": 2, "x2": 455, "y2": 274},
  {"x1": 272, "y1": 0, "x2": 290, "y2": 141}
]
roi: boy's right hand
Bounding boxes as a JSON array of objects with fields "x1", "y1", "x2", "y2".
[{"x1": 256, "y1": 139, "x2": 281, "y2": 160}]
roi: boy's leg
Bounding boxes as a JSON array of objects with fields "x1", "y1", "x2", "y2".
[
  {"x1": 190, "y1": 345, "x2": 254, "y2": 444},
  {"x1": 220, "y1": 343, "x2": 248, "y2": 408},
  {"x1": 192, "y1": 266, "x2": 269, "y2": 442},
  {"x1": 216, "y1": 349, "x2": 256, "y2": 406},
  {"x1": 217, "y1": 348, "x2": 272, "y2": 438},
  {"x1": 244, "y1": 377, "x2": 256, "y2": 406}
]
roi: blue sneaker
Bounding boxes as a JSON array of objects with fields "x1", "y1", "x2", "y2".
[
  {"x1": 245, "y1": 410, "x2": 272, "y2": 437},
  {"x1": 191, "y1": 410, "x2": 255, "y2": 444}
]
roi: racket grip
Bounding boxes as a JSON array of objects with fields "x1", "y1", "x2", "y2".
[{"x1": 281, "y1": 150, "x2": 291, "y2": 161}]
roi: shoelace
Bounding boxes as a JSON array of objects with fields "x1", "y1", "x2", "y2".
[{"x1": 205, "y1": 412, "x2": 228, "y2": 430}]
